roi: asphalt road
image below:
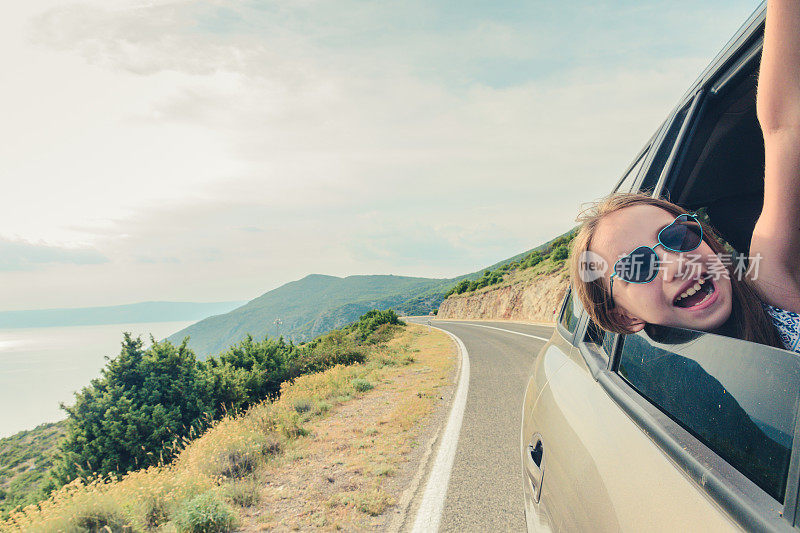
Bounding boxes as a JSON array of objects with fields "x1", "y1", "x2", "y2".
[{"x1": 406, "y1": 318, "x2": 554, "y2": 532}]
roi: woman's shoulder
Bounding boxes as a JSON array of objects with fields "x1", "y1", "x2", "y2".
[{"x1": 761, "y1": 301, "x2": 800, "y2": 352}]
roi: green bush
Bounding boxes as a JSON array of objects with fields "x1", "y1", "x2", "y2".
[
  {"x1": 53, "y1": 309, "x2": 406, "y2": 488},
  {"x1": 54, "y1": 336, "x2": 217, "y2": 484},
  {"x1": 222, "y1": 480, "x2": 260, "y2": 508},
  {"x1": 174, "y1": 492, "x2": 237, "y2": 533},
  {"x1": 523, "y1": 251, "x2": 543, "y2": 269},
  {"x1": 351, "y1": 378, "x2": 373, "y2": 393},
  {"x1": 75, "y1": 510, "x2": 128, "y2": 532},
  {"x1": 551, "y1": 244, "x2": 569, "y2": 262},
  {"x1": 346, "y1": 309, "x2": 404, "y2": 341}
]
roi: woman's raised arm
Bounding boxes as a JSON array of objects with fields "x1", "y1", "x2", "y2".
[{"x1": 750, "y1": 0, "x2": 800, "y2": 312}]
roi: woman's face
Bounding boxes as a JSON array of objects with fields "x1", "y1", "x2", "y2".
[{"x1": 589, "y1": 204, "x2": 733, "y2": 332}]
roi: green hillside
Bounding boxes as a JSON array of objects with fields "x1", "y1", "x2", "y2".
[
  {"x1": 444, "y1": 228, "x2": 577, "y2": 297},
  {"x1": 167, "y1": 274, "x2": 452, "y2": 356},
  {"x1": 166, "y1": 228, "x2": 577, "y2": 357},
  {"x1": 0, "y1": 421, "x2": 66, "y2": 515}
]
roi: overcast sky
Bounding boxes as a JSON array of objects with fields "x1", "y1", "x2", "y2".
[{"x1": 1, "y1": 0, "x2": 761, "y2": 311}]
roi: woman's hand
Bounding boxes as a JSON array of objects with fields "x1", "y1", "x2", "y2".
[{"x1": 751, "y1": 0, "x2": 800, "y2": 312}]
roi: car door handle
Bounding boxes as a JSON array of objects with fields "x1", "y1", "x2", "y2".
[{"x1": 524, "y1": 433, "x2": 545, "y2": 503}]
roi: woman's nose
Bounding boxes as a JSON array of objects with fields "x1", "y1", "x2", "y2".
[{"x1": 659, "y1": 249, "x2": 682, "y2": 283}]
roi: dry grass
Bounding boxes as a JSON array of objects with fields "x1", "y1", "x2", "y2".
[
  {"x1": 240, "y1": 323, "x2": 455, "y2": 531},
  {"x1": 1, "y1": 324, "x2": 455, "y2": 533}
]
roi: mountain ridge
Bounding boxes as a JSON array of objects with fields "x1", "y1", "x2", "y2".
[
  {"x1": 167, "y1": 273, "x2": 454, "y2": 356},
  {"x1": 0, "y1": 301, "x2": 246, "y2": 329}
]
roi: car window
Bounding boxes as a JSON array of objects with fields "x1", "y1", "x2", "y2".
[
  {"x1": 639, "y1": 101, "x2": 692, "y2": 193},
  {"x1": 614, "y1": 147, "x2": 649, "y2": 193},
  {"x1": 615, "y1": 327, "x2": 800, "y2": 502},
  {"x1": 602, "y1": 330, "x2": 617, "y2": 357},
  {"x1": 585, "y1": 319, "x2": 604, "y2": 344},
  {"x1": 559, "y1": 289, "x2": 580, "y2": 334}
]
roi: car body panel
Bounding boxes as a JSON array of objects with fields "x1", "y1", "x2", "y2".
[{"x1": 521, "y1": 329, "x2": 740, "y2": 532}]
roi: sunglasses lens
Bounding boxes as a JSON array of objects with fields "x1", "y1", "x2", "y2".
[
  {"x1": 660, "y1": 215, "x2": 702, "y2": 251},
  {"x1": 615, "y1": 246, "x2": 659, "y2": 283}
]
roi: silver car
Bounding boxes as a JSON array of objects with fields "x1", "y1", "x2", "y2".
[{"x1": 521, "y1": 3, "x2": 800, "y2": 531}]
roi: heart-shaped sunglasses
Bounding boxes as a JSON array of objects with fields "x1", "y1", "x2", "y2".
[{"x1": 609, "y1": 213, "x2": 703, "y2": 303}]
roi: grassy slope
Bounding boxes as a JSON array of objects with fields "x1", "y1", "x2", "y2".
[
  {"x1": 2, "y1": 324, "x2": 455, "y2": 532},
  {"x1": 0, "y1": 422, "x2": 66, "y2": 515}
]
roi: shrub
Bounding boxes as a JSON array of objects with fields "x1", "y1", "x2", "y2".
[
  {"x1": 221, "y1": 480, "x2": 260, "y2": 508},
  {"x1": 75, "y1": 510, "x2": 128, "y2": 532},
  {"x1": 347, "y1": 310, "x2": 404, "y2": 341},
  {"x1": 202, "y1": 430, "x2": 281, "y2": 480},
  {"x1": 143, "y1": 497, "x2": 169, "y2": 529},
  {"x1": 551, "y1": 244, "x2": 569, "y2": 262},
  {"x1": 293, "y1": 399, "x2": 312, "y2": 414},
  {"x1": 351, "y1": 379, "x2": 373, "y2": 393},
  {"x1": 354, "y1": 488, "x2": 392, "y2": 516},
  {"x1": 174, "y1": 492, "x2": 237, "y2": 533},
  {"x1": 54, "y1": 336, "x2": 217, "y2": 484}
]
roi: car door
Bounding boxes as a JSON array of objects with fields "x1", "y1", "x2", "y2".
[{"x1": 521, "y1": 291, "x2": 745, "y2": 532}]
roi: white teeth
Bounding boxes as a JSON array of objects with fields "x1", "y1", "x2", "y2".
[
  {"x1": 675, "y1": 278, "x2": 708, "y2": 304},
  {"x1": 674, "y1": 276, "x2": 715, "y2": 307}
]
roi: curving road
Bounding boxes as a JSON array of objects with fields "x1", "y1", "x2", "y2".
[{"x1": 405, "y1": 318, "x2": 554, "y2": 533}]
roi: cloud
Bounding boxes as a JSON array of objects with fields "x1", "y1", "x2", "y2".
[
  {"x1": 0, "y1": 0, "x2": 763, "y2": 309},
  {"x1": 0, "y1": 238, "x2": 108, "y2": 271}
]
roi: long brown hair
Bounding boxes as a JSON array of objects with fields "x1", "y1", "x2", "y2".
[{"x1": 569, "y1": 192, "x2": 784, "y2": 349}]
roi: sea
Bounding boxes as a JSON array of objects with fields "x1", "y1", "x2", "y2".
[{"x1": 0, "y1": 321, "x2": 194, "y2": 438}]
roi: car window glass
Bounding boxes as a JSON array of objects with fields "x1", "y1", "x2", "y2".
[
  {"x1": 602, "y1": 330, "x2": 617, "y2": 356},
  {"x1": 616, "y1": 327, "x2": 800, "y2": 502},
  {"x1": 559, "y1": 290, "x2": 580, "y2": 334},
  {"x1": 585, "y1": 319, "x2": 604, "y2": 344},
  {"x1": 639, "y1": 101, "x2": 692, "y2": 193},
  {"x1": 614, "y1": 147, "x2": 649, "y2": 193}
]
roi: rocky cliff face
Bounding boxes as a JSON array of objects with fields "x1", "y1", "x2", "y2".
[{"x1": 437, "y1": 271, "x2": 568, "y2": 323}]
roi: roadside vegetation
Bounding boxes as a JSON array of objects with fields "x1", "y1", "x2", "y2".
[
  {"x1": 0, "y1": 422, "x2": 66, "y2": 516},
  {"x1": 0, "y1": 309, "x2": 404, "y2": 522},
  {"x1": 1, "y1": 321, "x2": 454, "y2": 532},
  {"x1": 444, "y1": 229, "x2": 577, "y2": 298}
]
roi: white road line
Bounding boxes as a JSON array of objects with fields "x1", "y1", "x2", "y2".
[
  {"x1": 411, "y1": 327, "x2": 470, "y2": 533},
  {"x1": 437, "y1": 321, "x2": 551, "y2": 342}
]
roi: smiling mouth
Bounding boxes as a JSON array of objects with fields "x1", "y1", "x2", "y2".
[{"x1": 673, "y1": 274, "x2": 716, "y2": 308}]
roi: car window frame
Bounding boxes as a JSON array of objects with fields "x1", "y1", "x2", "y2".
[
  {"x1": 647, "y1": 92, "x2": 704, "y2": 197},
  {"x1": 613, "y1": 144, "x2": 651, "y2": 193},
  {"x1": 556, "y1": 286, "x2": 580, "y2": 344}
]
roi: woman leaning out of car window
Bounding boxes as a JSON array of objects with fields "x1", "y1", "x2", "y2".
[{"x1": 568, "y1": 0, "x2": 800, "y2": 353}]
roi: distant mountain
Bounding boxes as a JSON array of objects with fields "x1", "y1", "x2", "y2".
[
  {"x1": 167, "y1": 274, "x2": 454, "y2": 357},
  {"x1": 165, "y1": 229, "x2": 578, "y2": 358},
  {"x1": 0, "y1": 301, "x2": 245, "y2": 329}
]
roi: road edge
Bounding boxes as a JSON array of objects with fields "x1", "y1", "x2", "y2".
[{"x1": 398, "y1": 326, "x2": 470, "y2": 533}]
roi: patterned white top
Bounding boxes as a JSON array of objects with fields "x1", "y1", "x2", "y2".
[{"x1": 762, "y1": 302, "x2": 800, "y2": 353}]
